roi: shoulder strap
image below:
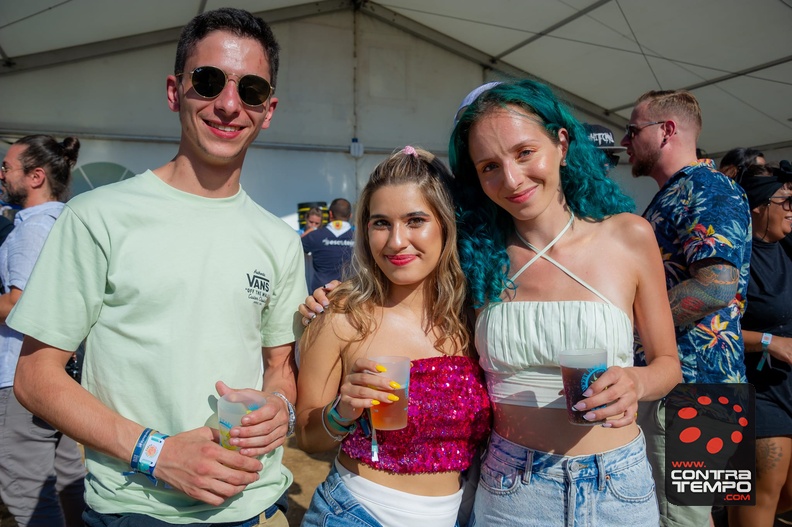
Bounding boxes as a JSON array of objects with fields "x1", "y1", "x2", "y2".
[{"x1": 511, "y1": 215, "x2": 612, "y2": 305}]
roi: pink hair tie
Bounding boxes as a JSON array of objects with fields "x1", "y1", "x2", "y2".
[{"x1": 402, "y1": 145, "x2": 418, "y2": 157}]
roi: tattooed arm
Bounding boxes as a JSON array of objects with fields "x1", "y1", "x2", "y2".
[{"x1": 666, "y1": 258, "x2": 739, "y2": 327}]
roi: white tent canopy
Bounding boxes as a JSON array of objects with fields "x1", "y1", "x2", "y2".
[
  {"x1": 2, "y1": 0, "x2": 791, "y2": 155},
  {"x1": 1, "y1": 0, "x2": 791, "y2": 216}
]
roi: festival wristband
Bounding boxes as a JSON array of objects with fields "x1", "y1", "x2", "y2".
[
  {"x1": 130, "y1": 428, "x2": 153, "y2": 470},
  {"x1": 329, "y1": 394, "x2": 356, "y2": 424},
  {"x1": 136, "y1": 431, "x2": 169, "y2": 476},
  {"x1": 757, "y1": 333, "x2": 773, "y2": 371},
  {"x1": 321, "y1": 403, "x2": 347, "y2": 442}
]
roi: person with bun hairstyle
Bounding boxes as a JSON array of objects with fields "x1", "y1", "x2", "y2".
[{"x1": 0, "y1": 135, "x2": 86, "y2": 527}]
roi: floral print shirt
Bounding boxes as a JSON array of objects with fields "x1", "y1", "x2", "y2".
[{"x1": 635, "y1": 160, "x2": 751, "y2": 383}]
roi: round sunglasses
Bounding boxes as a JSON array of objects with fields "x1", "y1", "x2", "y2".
[{"x1": 177, "y1": 66, "x2": 273, "y2": 107}]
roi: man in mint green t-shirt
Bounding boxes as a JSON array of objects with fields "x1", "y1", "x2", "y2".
[{"x1": 8, "y1": 8, "x2": 306, "y2": 526}]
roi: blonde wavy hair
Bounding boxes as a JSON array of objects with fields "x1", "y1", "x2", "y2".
[{"x1": 317, "y1": 146, "x2": 469, "y2": 354}]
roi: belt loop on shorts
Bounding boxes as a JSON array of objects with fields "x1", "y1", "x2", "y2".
[
  {"x1": 595, "y1": 452, "x2": 606, "y2": 491},
  {"x1": 522, "y1": 448, "x2": 533, "y2": 485}
]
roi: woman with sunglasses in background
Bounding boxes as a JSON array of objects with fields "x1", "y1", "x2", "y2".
[
  {"x1": 296, "y1": 147, "x2": 491, "y2": 527},
  {"x1": 449, "y1": 80, "x2": 681, "y2": 526},
  {"x1": 730, "y1": 164, "x2": 792, "y2": 527}
]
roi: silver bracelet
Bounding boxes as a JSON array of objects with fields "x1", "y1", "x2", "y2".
[
  {"x1": 321, "y1": 402, "x2": 346, "y2": 441},
  {"x1": 270, "y1": 391, "x2": 296, "y2": 438}
]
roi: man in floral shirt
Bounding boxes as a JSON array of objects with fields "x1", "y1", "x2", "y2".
[{"x1": 621, "y1": 89, "x2": 751, "y2": 527}]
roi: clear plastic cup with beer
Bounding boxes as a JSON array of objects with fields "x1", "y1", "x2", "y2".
[
  {"x1": 369, "y1": 356, "x2": 410, "y2": 430},
  {"x1": 559, "y1": 348, "x2": 608, "y2": 426},
  {"x1": 217, "y1": 391, "x2": 267, "y2": 449}
]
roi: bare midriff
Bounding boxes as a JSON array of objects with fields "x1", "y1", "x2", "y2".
[
  {"x1": 494, "y1": 403, "x2": 640, "y2": 455},
  {"x1": 337, "y1": 451, "x2": 462, "y2": 496}
]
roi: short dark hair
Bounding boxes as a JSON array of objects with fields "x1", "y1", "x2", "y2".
[
  {"x1": 15, "y1": 135, "x2": 80, "y2": 202},
  {"x1": 329, "y1": 198, "x2": 351, "y2": 220},
  {"x1": 174, "y1": 7, "x2": 280, "y2": 88}
]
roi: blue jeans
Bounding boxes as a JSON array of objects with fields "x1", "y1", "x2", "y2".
[
  {"x1": 471, "y1": 430, "x2": 659, "y2": 526},
  {"x1": 301, "y1": 464, "x2": 382, "y2": 527}
]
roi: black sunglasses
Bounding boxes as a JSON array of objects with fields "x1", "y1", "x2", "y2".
[
  {"x1": 768, "y1": 195, "x2": 792, "y2": 212},
  {"x1": 177, "y1": 66, "x2": 273, "y2": 107}
]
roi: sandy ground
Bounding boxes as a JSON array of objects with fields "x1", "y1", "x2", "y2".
[
  {"x1": 0, "y1": 439, "x2": 334, "y2": 527},
  {"x1": 281, "y1": 437, "x2": 336, "y2": 526}
]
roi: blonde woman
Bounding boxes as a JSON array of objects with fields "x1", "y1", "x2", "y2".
[{"x1": 296, "y1": 147, "x2": 491, "y2": 527}]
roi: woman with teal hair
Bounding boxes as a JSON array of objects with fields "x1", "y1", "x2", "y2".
[
  {"x1": 299, "y1": 79, "x2": 682, "y2": 525},
  {"x1": 449, "y1": 79, "x2": 681, "y2": 526}
]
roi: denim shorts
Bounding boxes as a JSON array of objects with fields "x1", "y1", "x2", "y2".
[
  {"x1": 301, "y1": 463, "x2": 462, "y2": 527},
  {"x1": 470, "y1": 430, "x2": 659, "y2": 527},
  {"x1": 301, "y1": 464, "x2": 382, "y2": 527}
]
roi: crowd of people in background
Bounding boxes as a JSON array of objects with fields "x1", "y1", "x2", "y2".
[{"x1": 1, "y1": 6, "x2": 791, "y2": 527}]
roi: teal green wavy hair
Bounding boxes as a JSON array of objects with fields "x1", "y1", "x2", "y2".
[{"x1": 448, "y1": 79, "x2": 634, "y2": 308}]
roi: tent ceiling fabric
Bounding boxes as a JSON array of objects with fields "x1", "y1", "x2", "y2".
[{"x1": 1, "y1": 0, "x2": 791, "y2": 155}]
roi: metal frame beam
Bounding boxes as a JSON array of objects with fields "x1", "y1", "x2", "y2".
[
  {"x1": 0, "y1": 0, "x2": 353, "y2": 75},
  {"x1": 608, "y1": 54, "x2": 792, "y2": 113},
  {"x1": 359, "y1": 2, "x2": 626, "y2": 128}
]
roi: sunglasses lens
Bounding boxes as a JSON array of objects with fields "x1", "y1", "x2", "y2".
[
  {"x1": 607, "y1": 154, "x2": 619, "y2": 167},
  {"x1": 189, "y1": 67, "x2": 271, "y2": 106},
  {"x1": 191, "y1": 66, "x2": 226, "y2": 99},
  {"x1": 238, "y1": 75, "x2": 272, "y2": 106}
]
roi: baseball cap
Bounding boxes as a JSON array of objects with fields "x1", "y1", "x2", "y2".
[
  {"x1": 582, "y1": 123, "x2": 626, "y2": 152},
  {"x1": 454, "y1": 81, "x2": 502, "y2": 125}
]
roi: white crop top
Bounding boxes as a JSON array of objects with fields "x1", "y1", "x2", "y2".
[{"x1": 474, "y1": 215, "x2": 635, "y2": 409}]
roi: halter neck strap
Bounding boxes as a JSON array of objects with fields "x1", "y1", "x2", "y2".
[{"x1": 510, "y1": 214, "x2": 574, "y2": 282}]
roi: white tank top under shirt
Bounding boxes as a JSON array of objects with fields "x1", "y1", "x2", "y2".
[{"x1": 475, "y1": 215, "x2": 635, "y2": 409}]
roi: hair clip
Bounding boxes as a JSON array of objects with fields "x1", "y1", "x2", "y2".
[{"x1": 402, "y1": 145, "x2": 418, "y2": 158}]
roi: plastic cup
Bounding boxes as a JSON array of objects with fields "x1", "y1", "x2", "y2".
[
  {"x1": 559, "y1": 348, "x2": 608, "y2": 426},
  {"x1": 368, "y1": 356, "x2": 410, "y2": 430},
  {"x1": 217, "y1": 391, "x2": 267, "y2": 450}
]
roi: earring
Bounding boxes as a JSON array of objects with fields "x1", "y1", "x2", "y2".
[{"x1": 561, "y1": 158, "x2": 567, "y2": 167}]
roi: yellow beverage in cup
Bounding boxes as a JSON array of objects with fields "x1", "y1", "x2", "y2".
[
  {"x1": 369, "y1": 356, "x2": 410, "y2": 430},
  {"x1": 370, "y1": 387, "x2": 409, "y2": 430}
]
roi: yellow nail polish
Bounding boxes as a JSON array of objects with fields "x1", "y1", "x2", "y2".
[
  {"x1": 375, "y1": 364, "x2": 387, "y2": 373},
  {"x1": 387, "y1": 394, "x2": 400, "y2": 402},
  {"x1": 389, "y1": 381, "x2": 402, "y2": 389},
  {"x1": 370, "y1": 400, "x2": 381, "y2": 406}
]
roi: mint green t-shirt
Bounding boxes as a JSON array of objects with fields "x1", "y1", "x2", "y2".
[{"x1": 8, "y1": 171, "x2": 307, "y2": 523}]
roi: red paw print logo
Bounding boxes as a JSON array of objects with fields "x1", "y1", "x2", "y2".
[{"x1": 676, "y1": 394, "x2": 748, "y2": 455}]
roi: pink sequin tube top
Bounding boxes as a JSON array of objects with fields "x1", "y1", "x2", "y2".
[{"x1": 341, "y1": 355, "x2": 492, "y2": 474}]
